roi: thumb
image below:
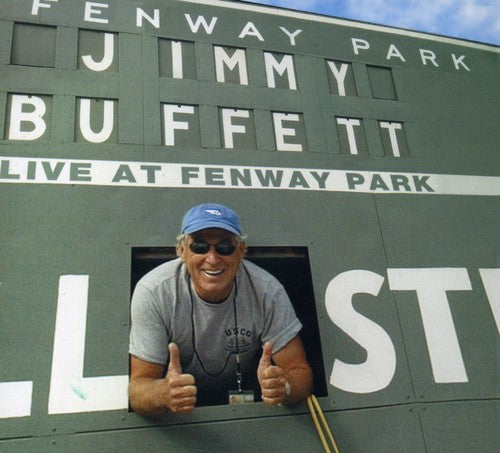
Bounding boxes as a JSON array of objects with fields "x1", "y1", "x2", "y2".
[
  {"x1": 258, "y1": 341, "x2": 273, "y2": 371},
  {"x1": 167, "y1": 342, "x2": 182, "y2": 376}
]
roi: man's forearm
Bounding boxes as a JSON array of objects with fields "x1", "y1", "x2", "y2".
[
  {"x1": 129, "y1": 372, "x2": 197, "y2": 415},
  {"x1": 282, "y1": 365, "x2": 313, "y2": 406},
  {"x1": 129, "y1": 377, "x2": 167, "y2": 416}
]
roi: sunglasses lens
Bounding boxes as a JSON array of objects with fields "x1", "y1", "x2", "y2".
[
  {"x1": 189, "y1": 242, "x2": 210, "y2": 254},
  {"x1": 188, "y1": 241, "x2": 236, "y2": 256},
  {"x1": 215, "y1": 242, "x2": 236, "y2": 256}
]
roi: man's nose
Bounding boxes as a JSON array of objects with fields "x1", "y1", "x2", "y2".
[{"x1": 204, "y1": 245, "x2": 222, "y2": 262}]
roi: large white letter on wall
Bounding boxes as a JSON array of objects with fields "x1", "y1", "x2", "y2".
[
  {"x1": 0, "y1": 381, "x2": 33, "y2": 418},
  {"x1": 214, "y1": 46, "x2": 248, "y2": 85},
  {"x1": 163, "y1": 104, "x2": 195, "y2": 146},
  {"x1": 81, "y1": 33, "x2": 114, "y2": 71},
  {"x1": 326, "y1": 270, "x2": 396, "y2": 393},
  {"x1": 78, "y1": 98, "x2": 115, "y2": 143},
  {"x1": 8, "y1": 95, "x2": 47, "y2": 140},
  {"x1": 336, "y1": 117, "x2": 361, "y2": 155},
  {"x1": 264, "y1": 53, "x2": 297, "y2": 90},
  {"x1": 388, "y1": 268, "x2": 470, "y2": 383},
  {"x1": 479, "y1": 268, "x2": 500, "y2": 334},
  {"x1": 327, "y1": 61, "x2": 349, "y2": 96},
  {"x1": 380, "y1": 121, "x2": 403, "y2": 157},
  {"x1": 273, "y1": 113, "x2": 302, "y2": 151},
  {"x1": 221, "y1": 108, "x2": 249, "y2": 148},
  {"x1": 48, "y1": 275, "x2": 127, "y2": 414}
]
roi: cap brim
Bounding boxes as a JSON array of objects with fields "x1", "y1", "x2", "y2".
[{"x1": 183, "y1": 221, "x2": 241, "y2": 235}]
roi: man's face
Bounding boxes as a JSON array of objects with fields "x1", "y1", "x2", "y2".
[{"x1": 180, "y1": 228, "x2": 246, "y2": 303}]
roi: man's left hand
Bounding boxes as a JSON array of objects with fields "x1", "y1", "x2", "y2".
[{"x1": 257, "y1": 342, "x2": 289, "y2": 406}]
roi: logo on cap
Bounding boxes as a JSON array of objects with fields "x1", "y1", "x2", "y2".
[{"x1": 206, "y1": 209, "x2": 222, "y2": 216}]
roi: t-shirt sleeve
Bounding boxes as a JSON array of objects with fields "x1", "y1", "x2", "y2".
[
  {"x1": 129, "y1": 281, "x2": 169, "y2": 365},
  {"x1": 261, "y1": 281, "x2": 302, "y2": 354}
]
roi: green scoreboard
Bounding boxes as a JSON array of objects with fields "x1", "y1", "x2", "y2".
[{"x1": 1, "y1": 0, "x2": 498, "y2": 451}]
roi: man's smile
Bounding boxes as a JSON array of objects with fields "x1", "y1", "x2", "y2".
[{"x1": 203, "y1": 269, "x2": 224, "y2": 276}]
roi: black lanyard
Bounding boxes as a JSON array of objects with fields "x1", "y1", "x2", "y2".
[{"x1": 188, "y1": 278, "x2": 243, "y2": 392}]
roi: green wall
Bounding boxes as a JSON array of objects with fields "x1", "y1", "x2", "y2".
[{"x1": 0, "y1": 1, "x2": 498, "y2": 451}]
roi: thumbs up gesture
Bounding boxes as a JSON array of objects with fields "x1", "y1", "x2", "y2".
[
  {"x1": 164, "y1": 343, "x2": 197, "y2": 413},
  {"x1": 257, "y1": 342, "x2": 288, "y2": 406}
]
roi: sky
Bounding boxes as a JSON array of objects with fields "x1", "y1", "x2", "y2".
[{"x1": 242, "y1": 0, "x2": 499, "y2": 45}]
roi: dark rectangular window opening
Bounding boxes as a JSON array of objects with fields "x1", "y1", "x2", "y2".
[
  {"x1": 130, "y1": 246, "x2": 328, "y2": 408},
  {"x1": 367, "y1": 65, "x2": 398, "y2": 100},
  {"x1": 11, "y1": 23, "x2": 56, "y2": 68}
]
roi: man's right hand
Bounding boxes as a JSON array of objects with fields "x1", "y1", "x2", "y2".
[
  {"x1": 129, "y1": 344, "x2": 197, "y2": 416},
  {"x1": 163, "y1": 343, "x2": 197, "y2": 413}
]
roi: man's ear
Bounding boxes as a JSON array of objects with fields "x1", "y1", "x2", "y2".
[
  {"x1": 177, "y1": 241, "x2": 186, "y2": 259},
  {"x1": 239, "y1": 241, "x2": 247, "y2": 257}
]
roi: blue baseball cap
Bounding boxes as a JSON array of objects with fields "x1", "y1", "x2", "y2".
[{"x1": 181, "y1": 203, "x2": 242, "y2": 235}]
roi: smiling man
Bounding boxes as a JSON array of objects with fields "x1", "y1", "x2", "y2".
[{"x1": 129, "y1": 203, "x2": 312, "y2": 415}]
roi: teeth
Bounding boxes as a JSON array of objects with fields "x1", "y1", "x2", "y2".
[{"x1": 205, "y1": 270, "x2": 223, "y2": 275}]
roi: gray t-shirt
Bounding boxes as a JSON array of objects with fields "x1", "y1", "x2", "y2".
[{"x1": 129, "y1": 258, "x2": 302, "y2": 405}]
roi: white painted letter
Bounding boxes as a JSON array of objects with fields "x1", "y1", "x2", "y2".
[
  {"x1": 239, "y1": 21, "x2": 264, "y2": 41},
  {"x1": 184, "y1": 14, "x2": 218, "y2": 34},
  {"x1": 163, "y1": 104, "x2": 194, "y2": 146},
  {"x1": 264, "y1": 53, "x2": 296, "y2": 90},
  {"x1": 171, "y1": 41, "x2": 183, "y2": 79},
  {"x1": 84, "y1": 2, "x2": 109, "y2": 24},
  {"x1": 388, "y1": 268, "x2": 470, "y2": 383},
  {"x1": 273, "y1": 113, "x2": 302, "y2": 152},
  {"x1": 279, "y1": 27, "x2": 302, "y2": 46},
  {"x1": 31, "y1": 0, "x2": 58, "y2": 15},
  {"x1": 327, "y1": 61, "x2": 349, "y2": 96},
  {"x1": 81, "y1": 33, "x2": 114, "y2": 71},
  {"x1": 0, "y1": 382, "x2": 33, "y2": 418},
  {"x1": 452, "y1": 54, "x2": 471, "y2": 71},
  {"x1": 48, "y1": 275, "x2": 128, "y2": 413},
  {"x1": 479, "y1": 268, "x2": 500, "y2": 334},
  {"x1": 336, "y1": 117, "x2": 361, "y2": 155},
  {"x1": 79, "y1": 99, "x2": 114, "y2": 143},
  {"x1": 352, "y1": 38, "x2": 370, "y2": 55},
  {"x1": 136, "y1": 8, "x2": 160, "y2": 28},
  {"x1": 222, "y1": 109, "x2": 249, "y2": 148},
  {"x1": 386, "y1": 44, "x2": 406, "y2": 62},
  {"x1": 380, "y1": 121, "x2": 403, "y2": 157},
  {"x1": 214, "y1": 46, "x2": 248, "y2": 85},
  {"x1": 326, "y1": 270, "x2": 396, "y2": 393},
  {"x1": 420, "y1": 49, "x2": 439, "y2": 67},
  {"x1": 8, "y1": 95, "x2": 47, "y2": 141}
]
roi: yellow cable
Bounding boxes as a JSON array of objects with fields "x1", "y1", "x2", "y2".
[
  {"x1": 307, "y1": 395, "x2": 340, "y2": 453},
  {"x1": 311, "y1": 395, "x2": 340, "y2": 453},
  {"x1": 307, "y1": 396, "x2": 331, "y2": 453}
]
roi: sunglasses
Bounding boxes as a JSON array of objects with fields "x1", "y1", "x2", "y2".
[{"x1": 187, "y1": 240, "x2": 237, "y2": 256}]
